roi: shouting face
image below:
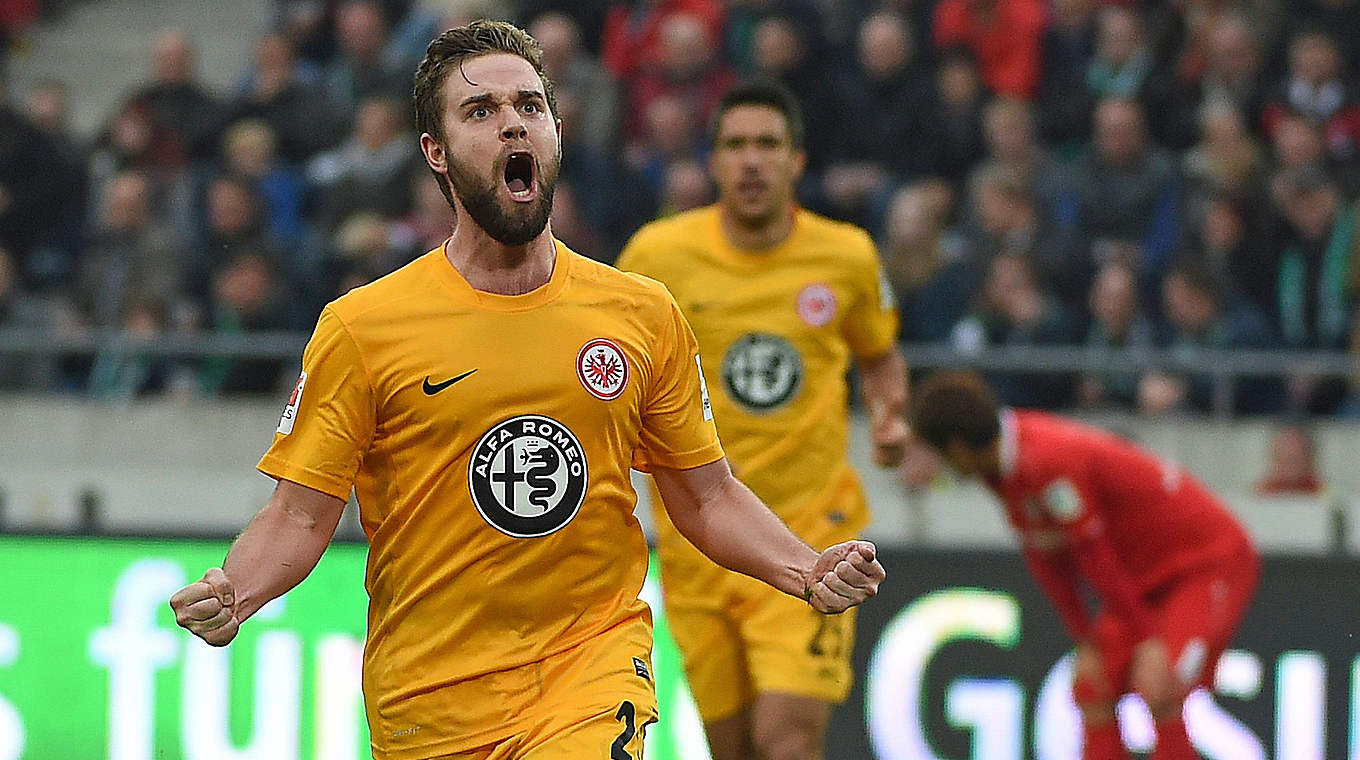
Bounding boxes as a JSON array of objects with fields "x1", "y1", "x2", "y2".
[{"x1": 422, "y1": 52, "x2": 561, "y2": 246}]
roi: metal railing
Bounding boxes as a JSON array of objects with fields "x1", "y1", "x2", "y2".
[
  {"x1": 4, "y1": 329, "x2": 1360, "y2": 417},
  {"x1": 903, "y1": 343, "x2": 1360, "y2": 418},
  {"x1": 0, "y1": 328, "x2": 309, "y2": 360}
]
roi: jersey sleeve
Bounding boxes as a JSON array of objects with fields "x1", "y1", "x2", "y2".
[
  {"x1": 841, "y1": 231, "x2": 899, "y2": 359},
  {"x1": 632, "y1": 295, "x2": 724, "y2": 472},
  {"x1": 1038, "y1": 475, "x2": 1155, "y2": 639},
  {"x1": 257, "y1": 307, "x2": 376, "y2": 500},
  {"x1": 1021, "y1": 546, "x2": 1093, "y2": 641}
]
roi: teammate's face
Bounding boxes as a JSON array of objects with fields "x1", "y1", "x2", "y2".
[
  {"x1": 709, "y1": 104, "x2": 805, "y2": 229},
  {"x1": 421, "y1": 53, "x2": 561, "y2": 246}
]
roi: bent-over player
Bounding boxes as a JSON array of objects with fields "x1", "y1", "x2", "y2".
[{"x1": 910, "y1": 371, "x2": 1257, "y2": 760}]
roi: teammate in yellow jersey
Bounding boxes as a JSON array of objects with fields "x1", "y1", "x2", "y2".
[
  {"x1": 167, "y1": 21, "x2": 885, "y2": 760},
  {"x1": 617, "y1": 80, "x2": 910, "y2": 760}
]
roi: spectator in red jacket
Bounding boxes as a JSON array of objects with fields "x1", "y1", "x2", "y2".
[
  {"x1": 600, "y1": 0, "x2": 723, "y2": 79},
  {"x1": 623, "y1": 11, "x2": 736, "y2": 142},
  {"x1": 933, "y1": 0, "x2": 1049, "y2": 98}
]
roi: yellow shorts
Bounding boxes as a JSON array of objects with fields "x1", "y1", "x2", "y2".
[
  {"x1": 652, "y1": 469, "x2": 865, "y2": 724},
  {"x1": 420, "y1": 619, "x2": 658, "y2": 760},
  {"x1": 433, "y1": 701, "x2": 654, "y2": 760},
  {"x1": 664, "y1": 576, "x2": 858, "y2": 723}
]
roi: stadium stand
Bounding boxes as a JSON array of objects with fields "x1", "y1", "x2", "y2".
[{"x1": 0, "y1": 0, "x2": 1356, "y2": 414}]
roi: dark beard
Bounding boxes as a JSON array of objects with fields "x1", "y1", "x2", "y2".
[{"x1": 447, "y1": 152, "x2": 557, "y2": 246}]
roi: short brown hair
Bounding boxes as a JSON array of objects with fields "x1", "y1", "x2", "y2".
[
  {"x1": 710, "y1": 79, "x2": 805, "y2": 149},
  {"x1": 910, "y1": 371, "x2": 1001, "y2": 451},
  {"x1": 412, "y1": 20, "x2": 557, "y2": 203}
]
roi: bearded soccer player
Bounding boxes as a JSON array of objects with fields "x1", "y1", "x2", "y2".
[
  {"x1": 909, "y1": 372, "x2": 1258, "y2": 760},
  {"x1": 167, "y1": 22, "x2": 885, "y2": 760},
  {"x1": 616, "y1": 81, "x2": 909, "y2": 760}
]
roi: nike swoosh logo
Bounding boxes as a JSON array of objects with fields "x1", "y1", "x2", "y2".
[{"x1": 422, "y1": 369, "x2": 477, "y2": 395}]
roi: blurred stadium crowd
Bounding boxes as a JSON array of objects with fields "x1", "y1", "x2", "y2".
[{"x1": 3, "y1": 0, "x2": 1360, "y2": 415}]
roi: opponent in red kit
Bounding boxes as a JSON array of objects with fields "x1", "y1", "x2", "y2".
[{"x1": 909, "y1": 372, "x2": 1259, "y2": 760}]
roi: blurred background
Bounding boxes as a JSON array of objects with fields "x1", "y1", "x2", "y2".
[{"x1": 2, "y1": 0, "x2": 1360, "y2": 758}]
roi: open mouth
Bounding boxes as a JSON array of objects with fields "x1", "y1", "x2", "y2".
[
  {"x1": 504, "y1": 152, "x2": 536, "y2": 201},
  {"x1": 737, "y1": 178, "x2": 768, "y2": 195}
]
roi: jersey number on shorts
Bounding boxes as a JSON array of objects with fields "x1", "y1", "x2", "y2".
[
  {"x1": 611, "y1": 701, "x2": 637, "y2": 760},
  {"x1": 808, "y1": 614, "x2": 846, "y2": 658}
]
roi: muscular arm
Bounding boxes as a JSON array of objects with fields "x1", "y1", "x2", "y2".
[
  {"x1": 651, "y1": 458, "x2": 883, "y2": 611},
  {"x1": 856, "y1": 347, "x2": 910, "y2": 467},
  {"x1": 224, "y1": 479, "x2": 346, "y2": 622},
  {"x1": 171, "y1": 479, "x2": 346, "y2": 646},
  {"x1": 654, "y1": 458, "x2": 817, "y2": 597}
]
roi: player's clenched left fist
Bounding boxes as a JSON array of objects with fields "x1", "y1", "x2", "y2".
[
  {"x1": 802, "y1": 540, "x2": 885, "y2": 613},
  {"x1": 169, "y1": 567, "x2": 241, "y2": 646}
]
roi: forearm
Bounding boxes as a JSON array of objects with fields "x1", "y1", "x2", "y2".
[
  {"x1": 222, "y1": 490, "x2": 342, "y2": 622},
  {"x1": 1069, "y1": 535, "x2": 1155, "y2": 640},
  {"x1": 657, "y1": 463, "x2": 818, "y2": 599},
  {"x1": 1023, "y1": 547, "x2": 1092, "y2": 640},
  {"x1": 858, "y1": 347, "x2": 908, "y2": 420}
]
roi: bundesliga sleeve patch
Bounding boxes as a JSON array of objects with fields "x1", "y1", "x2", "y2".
[
  {"x1": 696, "y1": 354, "x2": 713, "y2": 421},
  {"x1": 878, "y1": 269, "x2": 896, "y2": 310},
  {"x1": 1041, "y1": 480, "x2": 1083, "y2": 522},
  {"x1": 276, "y1": 371, "x2": 308, "y2": 435}
]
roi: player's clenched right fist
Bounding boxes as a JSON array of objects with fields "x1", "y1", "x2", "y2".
[{"x1": 169, "y1": 567, "x2": 240, "y2": 646}]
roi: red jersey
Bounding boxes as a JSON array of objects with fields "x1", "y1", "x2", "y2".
[{"x1": 987, "y1": 410, "x2": 1256, "y2": 641}]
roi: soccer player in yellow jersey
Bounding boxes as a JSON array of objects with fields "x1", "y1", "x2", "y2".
[
  {"x1": 167, "y1": 21, "x2": 885, "y2": 760},
  {"x1": 617, "y1": 81, "x2": 910, "y2": 760}
]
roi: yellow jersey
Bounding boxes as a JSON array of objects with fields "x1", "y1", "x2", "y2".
[
  {"x1": 618, "y1": 206, "x2": 897, "y2": 581},
  {"x1": 257, "y1": 241, "x2": 722, "y2": 757}
]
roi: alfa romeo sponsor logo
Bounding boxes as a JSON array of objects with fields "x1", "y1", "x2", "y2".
[
  {"x1": 468, "y1": 415, "x2": 588, "y2": 537},
  {"x1": 577, "y1": 338, "x2": 629, "y2": 400},
  {"x1": 796, "y1": 283, "x2": 837, "y2": 327},
  {"x1": 722, "y1": 333, "x2": 803, "y2": 412}
]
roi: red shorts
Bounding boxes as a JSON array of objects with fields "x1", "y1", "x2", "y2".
[{"x1": 1078, "y1": 554, "x2": 1259, "y2": 702}]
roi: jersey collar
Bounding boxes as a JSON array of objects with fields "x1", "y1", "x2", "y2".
[
  {"x1": 999, "y1": 408, "x2": 1020, "y2": 478},
  {"x1": 433, "y1": 237, "x2": 573, "y2": 311},
  {"x1": 711, "y1": 204, "x2": 803, "y2": 263}
]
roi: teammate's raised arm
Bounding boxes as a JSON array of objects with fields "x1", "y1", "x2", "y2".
[{"x1": 858, "y1": 348, "x2": 910, "y2": 467}]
